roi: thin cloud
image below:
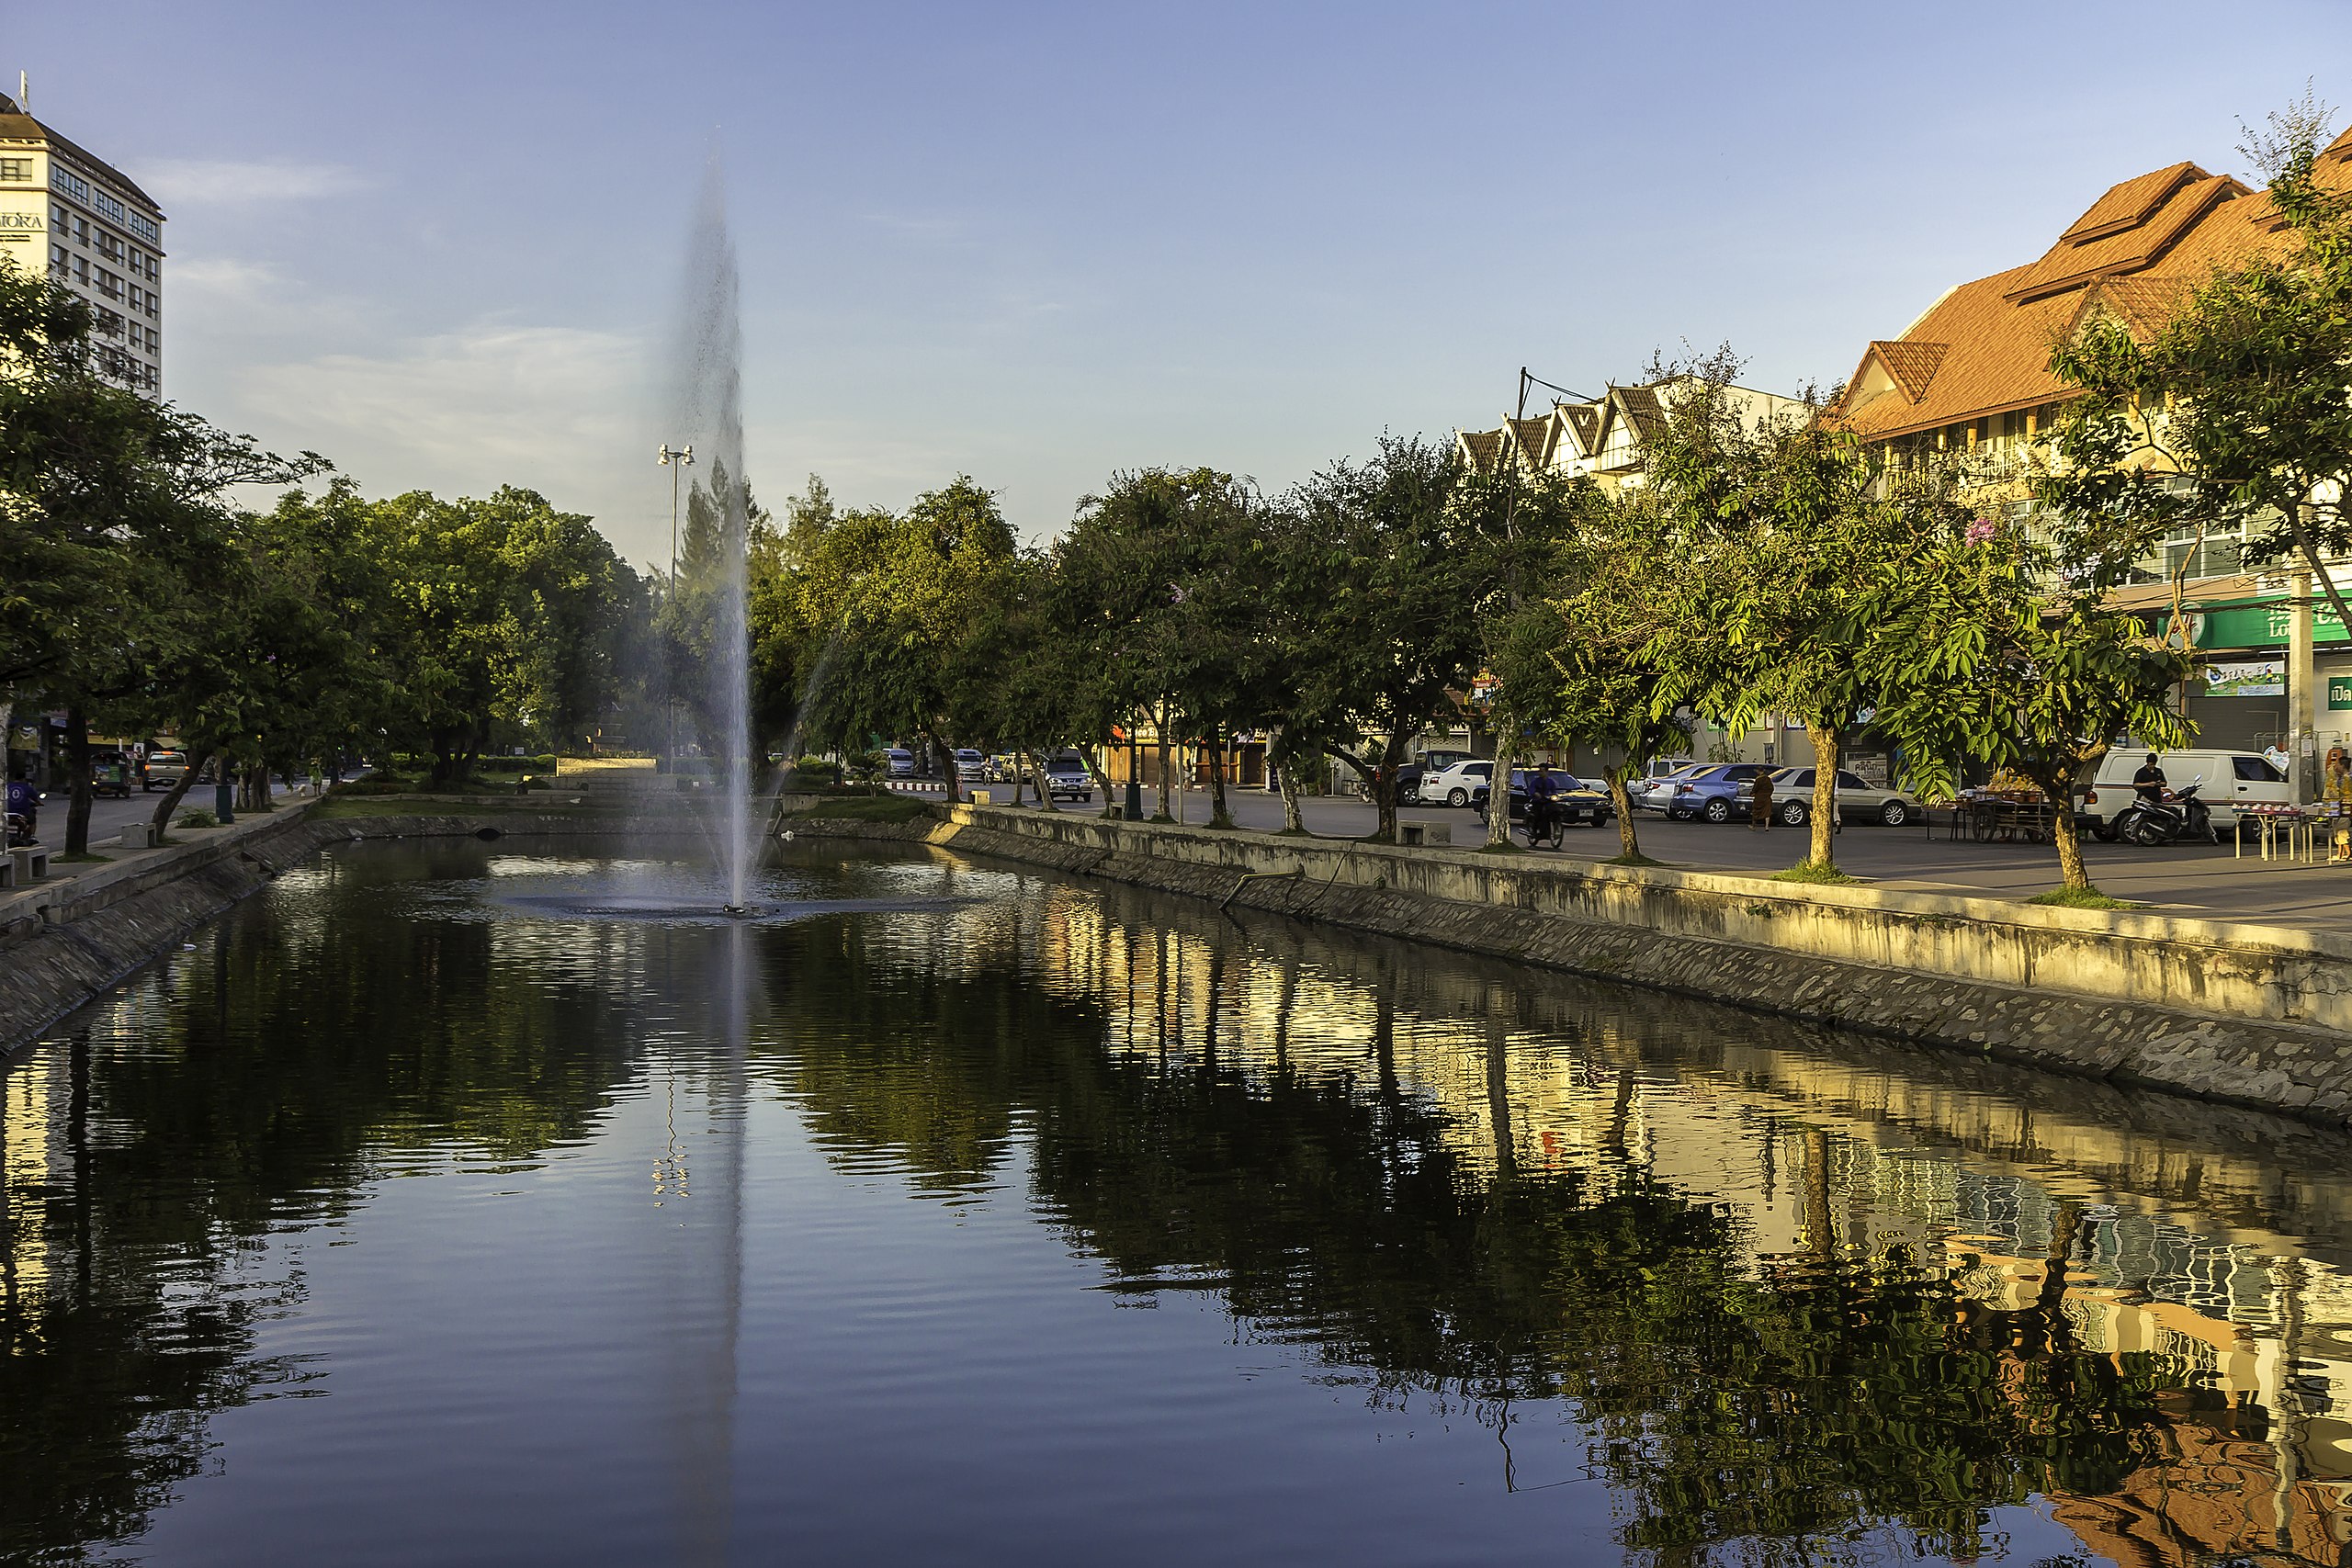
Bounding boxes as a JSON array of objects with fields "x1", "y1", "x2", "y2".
[{"x1": 135, "y1": 158, "x2": 368, "y2": 206}]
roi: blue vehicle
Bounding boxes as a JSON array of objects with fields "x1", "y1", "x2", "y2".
[{"x1": 1648, "y1": 761, "x2": 1776, "y2": 823}]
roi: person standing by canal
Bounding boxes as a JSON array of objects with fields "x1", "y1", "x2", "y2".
[
  {"x1": 2326, "y1": 746, "x2": 2352, "y2": 863},
  {"x1": 1750, "y1": 766, "x2": 1774, "y2": 831}
]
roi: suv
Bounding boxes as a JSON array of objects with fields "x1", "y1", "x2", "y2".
[
  {"x1": 1043, "y1": 752, "x2": 1093, "y2": 802},
  {"x1": 141, "y1": 750, "x2": 191, "y2": 792},
  {"x1": 1737, "y1": 767, "x2": 1919, "y2": 828}
]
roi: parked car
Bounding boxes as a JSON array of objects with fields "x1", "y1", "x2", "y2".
[
  {"x1": 141, "y1": 749, "x2": 191, "y2": 792},
  {"x1": 953, "y1": 748, "x2": 988, "y2": 783},
  {"x1": 1629, "y1": 761, "x2": 1707, "y2": 814},
  {"x1": 1419, "y1": 758, "x2": 1497, "y2": 807},
  {"x1": 1736, "y1": 766, "x2": 1920, "y2": 828},
  {"x1": 1348, "y1": 750, "x2": 1474, "y2": 803},
  {"x1": 1474, "y1": 770, "x2": 1615, "y2": 829},
  {"x1": 2077, "y1": 749, "x2": 2288, "y2": 836},
  {"x1": 1043, "y1": 751, "x2": 1093, "y2": 802},
  {"x1": 1648, "y1": 762, "x2": 1776, "y2": 823},
  {"x1": 885, "y1": 748, "x2": 915, "y2": 778}
]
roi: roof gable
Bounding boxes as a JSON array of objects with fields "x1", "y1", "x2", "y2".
[{"x1": 1871, "y1": 340, "x2": 1948, "y2": 403}]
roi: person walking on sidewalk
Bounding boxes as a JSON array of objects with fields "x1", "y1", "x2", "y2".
[{"x1": 1749, "y1": 767, "x2": 1774, "y2": 831}]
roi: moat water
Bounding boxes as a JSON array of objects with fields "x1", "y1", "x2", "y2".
[{"x1": 7, "y1": 838, "x2": 2352, "y2": 1567}]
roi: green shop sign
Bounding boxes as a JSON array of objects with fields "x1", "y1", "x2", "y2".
[
  {"x1": 2332, "y1": 675, "x2": 2352, "y2": 710},
  {"x1": 2196, "y1": 598, "x2": 2351, "y2": 649}
]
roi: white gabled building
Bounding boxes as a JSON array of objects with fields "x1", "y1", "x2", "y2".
[{"x1": 1458, "y1": 376, "x2": 1811, "y2": 492}]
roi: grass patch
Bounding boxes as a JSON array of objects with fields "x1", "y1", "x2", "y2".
[
  {"x1": 1605, "y1": 852, "x2": 1673, "y2": 868},
  {"x1": 1477, "y1": 840, "x2": 1529, "y2": 854},
  {"x1": 1771, "y1": 860, "x2": 1862, "y2": 886},
  {"x1": 782, "y1": 795, "x2": 933, "y2": 825},
  {"x1": 53, "y1": 850, "x2": 112, "y2": 863},
  {"x1": 175, "y1": 809, "x2": 219, "y2": 829},
  {"x1": 1272, "y1": 826, "x2": 1317, "y2": 838},
  {"x1": 2028, "y1": 886, "x2": 2151, "y2": 911}
]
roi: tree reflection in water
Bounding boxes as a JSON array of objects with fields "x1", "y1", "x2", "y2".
[{"x1": 3, "y1": 839, "x2": 2350, "y2": 1567}]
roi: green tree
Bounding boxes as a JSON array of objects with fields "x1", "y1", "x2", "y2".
[
  {"x1": 1501, "y1": 487, "x2": 1693, "y2": 861},
  {"x1": 0, "y1": 257, "x2": 324, "y2": 848},
  {"x1": 354, "y1": 485, "x2": 634, "y2": 783},
  {"x1": 1275, "y1": 436, "x2": 1513, "y2": 842},
  {"x1": 1861, "y1": 514, "x2": 2194, "y2": 893},
  {"x1": 1642, "y1": 364, "x2": 1959, "y2": 875},
  {"x1": 1052, "y1": 468, "x2": 1271, "y2": 823},
  {"x1": 784, "y1": 478, "x2": 1015, "y2": 803}
]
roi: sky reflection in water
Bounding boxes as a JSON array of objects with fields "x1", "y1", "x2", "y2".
[{"x1": 4, "y1": 837, "x2": 2351, "y2": 1567}]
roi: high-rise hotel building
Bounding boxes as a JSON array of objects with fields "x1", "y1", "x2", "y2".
[{"x1": 0, "y1": 90, "x2": 164, "y2": 397}]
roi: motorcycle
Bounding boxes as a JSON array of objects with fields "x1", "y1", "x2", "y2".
[
  {"x1": 2109, "y1": 779, "x2": 2215, "y2": 846},
  {"x1": 5, "y1": 780, "x2": 39, "y2": 848}
]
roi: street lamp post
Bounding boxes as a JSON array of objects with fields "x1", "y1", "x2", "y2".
[
  {"x1": 657, "y1": 444, "x2": 694, "y2": 773},
  {"x1": 1125, "y1": 728, "x2": 1143, "y2": 820}
]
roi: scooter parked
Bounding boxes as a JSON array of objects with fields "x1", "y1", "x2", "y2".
[{"x1": 2109, "y1": 779, "x2": 2215, "y2": 846}]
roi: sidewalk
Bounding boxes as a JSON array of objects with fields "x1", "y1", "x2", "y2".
[{"x1": 1023, "y1": 785, "x2": 2352, "y2": 933}]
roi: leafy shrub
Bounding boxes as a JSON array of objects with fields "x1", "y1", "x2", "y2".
[{"x1": 175, "y1": 808, "x2": 219, "y2": 829}]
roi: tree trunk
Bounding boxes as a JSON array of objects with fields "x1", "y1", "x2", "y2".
[
  {"x1": 1272, "y1": 730, "x2": 1308, "y2": 833},
  {"x1": 1486, "y1": 728, "x2": 1520, "y2": 849},
  {"x1": 2052, "y1": 795, "x2": 2092, "y2": 890},
  {"x1": 63, "y1": 705, "x2": 92, "y2": 854},
  {"x1": 1081, "y1": 747, "x2": 1118, "y2": 818},
  {"x1": 1805, "y1": 723, "x2": 1841, "y2": 869},
  {"x1": 1153, "y1": 709, "x2": 1171, "y2": 820},
  {"x1": 1374, "y1": 726, "x2": 1411, "y2": 843},
  {"x1": 928, "y1": 727, "x2": 960, "y2": 805},
  {"x1": 151, "y1": 748, "x2": 210, "y2": 836},
  {"x1": 2035, "y1": 755, "x2": 2096, "y2": 891},
  {"x1": 1207, "y1": 723, "x2": 1232, "y2": 828},
  {"x1": 1606, "y1": 766, "x2": 1640, "y2": 860}
]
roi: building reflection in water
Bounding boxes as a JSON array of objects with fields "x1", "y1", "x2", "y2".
[{"x1": 902, "y1": 861, "x2": 2352, "y2": 1567}]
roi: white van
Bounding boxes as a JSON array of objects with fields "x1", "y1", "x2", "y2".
[{"x1": 2078, "y1": 748, "x2": 2290, "y2": 835}]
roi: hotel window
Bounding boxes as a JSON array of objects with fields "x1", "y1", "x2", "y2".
[
  {"x1": 50, "y1": 243, "x2": 66, "y2": 270},
  {"x1": 0, "y1": 158, "x2": 28, "y2": 180},
  {"x1": 50, "y1": 201, "x2": 65, "y2": 227}
]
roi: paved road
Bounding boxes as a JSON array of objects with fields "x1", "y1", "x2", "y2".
[
  {"x1": 1000, "y1": 782, "x2": 2352, "y2": 934},
  {"x1": 17, "y1": 777, "x2": 310, "y2": 852}
]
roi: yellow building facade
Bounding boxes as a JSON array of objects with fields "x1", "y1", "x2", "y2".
[{"x1": 0, "y1": 89, "x2": 164, "y2": 397}]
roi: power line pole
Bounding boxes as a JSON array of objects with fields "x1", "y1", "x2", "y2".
[{"x1": 658, "y1": 444, "x2": 694, "y2": 772}]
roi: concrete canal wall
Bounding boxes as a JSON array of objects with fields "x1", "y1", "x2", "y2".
[{"x1": 786, "y1": 803, "x2": 2352, "y2": 1128}]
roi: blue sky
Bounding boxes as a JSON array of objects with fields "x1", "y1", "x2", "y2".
[{"x1": 17, "y1": 1, "x2": 2352, "y2": 567}]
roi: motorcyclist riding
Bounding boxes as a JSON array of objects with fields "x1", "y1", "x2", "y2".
[{"x1": 1526, "y1": 765, "x2": 1560, "y2": 847}]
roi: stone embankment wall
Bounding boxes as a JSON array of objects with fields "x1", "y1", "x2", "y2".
[{"x1": 785, "y1": 804, "x2": 2352, "y2": 1127}]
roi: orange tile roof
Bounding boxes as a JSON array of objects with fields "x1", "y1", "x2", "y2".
[
  {"x1": 1834, "y1": 147, "x2": 2352, "y2": 445},
  {"x1": 1871, "y1": 340, "x2": 1947, "y2": 401}
]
